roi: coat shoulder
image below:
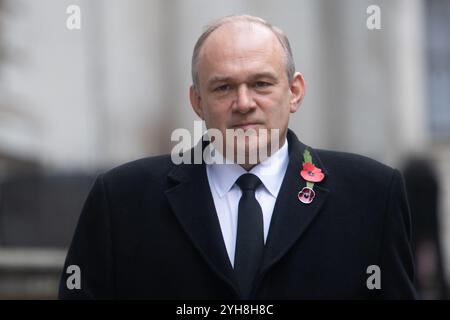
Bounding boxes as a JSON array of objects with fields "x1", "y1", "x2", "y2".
[
  {"x1": 315, "y1": 149, "x2": 397, "y2": 187},
  {"x1": 101, "y1": 154, "x2": 175, "y2": 191}
]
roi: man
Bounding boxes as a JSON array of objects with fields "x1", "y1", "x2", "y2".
[{"x1": 59, "y1": 15, "x2": 417, "y2": 299}]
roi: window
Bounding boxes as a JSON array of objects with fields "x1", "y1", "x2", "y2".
[{"x1": 427, "y1": 0, "x2": 450, "y2": 140}]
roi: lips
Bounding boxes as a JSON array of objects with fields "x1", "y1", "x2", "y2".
[{"x1": 230, "y1": 123, "x2": 262, "y2": 130}]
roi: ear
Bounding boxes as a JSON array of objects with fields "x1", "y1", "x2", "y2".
[
  {"x1": 189, "y1": 85, "x2": 204, "y2": 119},
  {"x1": 289, "y1": 72, "x2": 306, "y2": 113}
]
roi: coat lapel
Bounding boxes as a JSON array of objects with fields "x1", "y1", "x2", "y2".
[
  {"x1": 257, "y1": 130, "x2": 330, "y2": 279},
  {"x1": 164, "y1": 142, "x2": 240, "y2": 298}
]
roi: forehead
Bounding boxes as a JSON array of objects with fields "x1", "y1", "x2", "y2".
[{"x1": 197, "y1": 22, "x2": 286, "y2": 82}]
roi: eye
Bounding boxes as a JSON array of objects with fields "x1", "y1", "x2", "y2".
[
  {"x1": 214, "y1": 84, "x2": 230, "y2": 92},
  {"x1": 254, "y1": 81, "x2": 271, "y2": 88}
]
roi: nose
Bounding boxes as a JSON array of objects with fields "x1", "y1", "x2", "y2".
[{"x1": 233, "y1": 84, "x2": 255, "y2": 114}]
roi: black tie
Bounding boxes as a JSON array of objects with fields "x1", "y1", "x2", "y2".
[{"x1": 234, "y1": 173, "x2": 264, "y2": 299}]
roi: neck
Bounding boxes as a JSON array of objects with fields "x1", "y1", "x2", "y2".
[
  {"x1": 238, "y1": 136, "x2": 287, "y2": 171},
  {"x1": 240, "y1": 163, "x2": 256, "y2": 171}
]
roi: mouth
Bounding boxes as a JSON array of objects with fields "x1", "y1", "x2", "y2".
[{"x1": 230, "y1": 123, "x2": 262, "y2": 131}]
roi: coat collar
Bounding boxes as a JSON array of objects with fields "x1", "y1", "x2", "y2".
[{"x1": 165, "y1": 129, "x2": 329, "y2": 298}]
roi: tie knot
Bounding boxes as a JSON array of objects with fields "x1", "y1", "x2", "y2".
[{"x1": 235, "y1": 173, "x2": 262, "y2": 191}]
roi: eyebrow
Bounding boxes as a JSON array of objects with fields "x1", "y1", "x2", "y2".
[{"x1": 207, "y1": 72, "x2": 279, "y2": 87}]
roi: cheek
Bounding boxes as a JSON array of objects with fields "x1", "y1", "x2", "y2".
[
  {"x1": 202, "y1": 101, "x2": 229, "y2": 126},
  {"x1": 259, "y1": 95, "x2": 290, "y2": 122}
]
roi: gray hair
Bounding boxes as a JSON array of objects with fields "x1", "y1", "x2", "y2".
[{"x1": 191, "y1": 15, "x2": 296, "y2": 93}]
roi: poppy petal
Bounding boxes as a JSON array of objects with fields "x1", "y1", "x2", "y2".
[{"x1": 301, "y1": 170, "x2": 324, "y2": 182}]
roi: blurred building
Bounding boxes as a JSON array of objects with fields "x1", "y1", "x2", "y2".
[{"x1": 0, "y1": 0, "x2": 449, "y2": 299}]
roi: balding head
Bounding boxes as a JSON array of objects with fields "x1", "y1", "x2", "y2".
[{"x1": 191, "y1": 15, "x2": 296, "y2": 93}]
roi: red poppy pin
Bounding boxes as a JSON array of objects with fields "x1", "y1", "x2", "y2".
[
  {"x1": 301, "y1": 162, "x2": 325, "y2": 183},
  {"x1": 298, "y1": 149, "x2": 324, "y2": 204}
]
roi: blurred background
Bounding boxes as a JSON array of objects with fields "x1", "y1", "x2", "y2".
[{"x1": 0, "y1": 0, "x2": 449, "y2": 299}]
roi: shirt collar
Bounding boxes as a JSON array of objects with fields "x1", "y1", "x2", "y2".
[{"x1": 206, "y1": 138, "x2": 289, "y2": 198}]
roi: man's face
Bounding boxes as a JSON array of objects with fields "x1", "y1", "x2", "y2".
[{"x1": 190, "y1": 22, "x2": 305, "y2": 167}]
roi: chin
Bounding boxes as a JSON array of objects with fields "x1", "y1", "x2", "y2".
[{"x1": 229, "y1": 135, "x2": 270, "y2": 165}]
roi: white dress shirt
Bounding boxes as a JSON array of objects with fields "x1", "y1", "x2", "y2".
[{"x1": 206, "y1": 139, "x2": 289, "y2": 267}]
